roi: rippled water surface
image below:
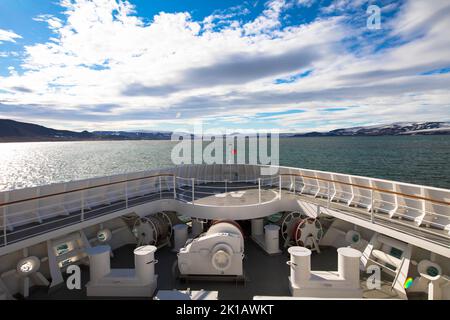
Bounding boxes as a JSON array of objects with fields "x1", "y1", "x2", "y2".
[{"x1": 0, "y1": 136, "x2": 449, "y2": 191}]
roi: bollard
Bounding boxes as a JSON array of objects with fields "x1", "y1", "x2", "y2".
[
  {"x1": 86, "y1": 245, "x2": 111, "y2": 284},
  {"x1": 287, "y1": 246, "x2": 311, "y2": 287},
  {"x1": 134, "y1": 245, "x2": 157, "y2": 284},
  {"x1": 338, "y1": 247, "x2": 362, "y2": 286}
]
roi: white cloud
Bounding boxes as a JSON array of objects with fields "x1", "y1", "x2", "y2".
[
  {"x1": 0, "y1": 0, "x2": 449, "y2": 132},
  {"x1": 297, "y1": 0, "x2": 315, "y2": 7},
  {"x1": 0, "y1": 29, "x2": 22, "y2": 43},
  {"x1": 243, "y1": 0, "x2": 287, "y2": 34},
  {"x1": 33, "y1": 14, "x2": 63, "y2": 30},
  {"x1": 0, "y1": 51, "x2": 19, "y2": 58},
  {"x1": 321, "y1": 0, "x2": 367, "y2": 14}
]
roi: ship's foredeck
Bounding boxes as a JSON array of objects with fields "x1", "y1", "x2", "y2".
[{"x1": 26, "y1": 241, "x2": 420, "y2": 300}]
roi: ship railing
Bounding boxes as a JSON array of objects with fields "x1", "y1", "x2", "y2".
[
  {"x1": 289, "y1": 180, "x2": 449, "y2": 228},
  {"x1": 0, "y1": 173, "x2": 175, "y2": 246},
  {"x1": 174, "y1": 176, "x2": 275, "y2": 205},
  {"x1": 173, "y1": 176, "x2": 449, "y2": 237},
  {"x1": 177, "y1": 173, "x2": 449, "y2": 241},
  {"x1": 279, "y1": 174, "x2": 450, "y2": 240},
  {"x1": 1, "y1": 168, "x2": 449, "y2": 247}
]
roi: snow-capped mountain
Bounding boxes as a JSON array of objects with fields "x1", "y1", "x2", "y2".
[
  {"x1": 291, "y1": 122, "x2": 450, "y2": 137},
  {"x1": 2, "y1": 119, "x2": 449, "y2": 142}
]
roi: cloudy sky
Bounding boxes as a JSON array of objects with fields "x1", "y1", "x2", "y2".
[{"x1": 0, "y1": 0, "x2": 449, "y2": 133}]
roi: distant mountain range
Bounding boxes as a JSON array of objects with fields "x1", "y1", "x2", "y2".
[
  {"x1": 92, "y1": 130, "x2": 172, "y2": 140},
  {"x1": 0, "y1": 119, "x2": 449, "y2": 142},
  {"x1": 0, "y1": 119, "x2": 172, "y2": 141},
  {"x1": 287, "y1": 122, "x2": 450, "y2": 137},
  {"x1": 0, "y1": 119, "x2": 95, "y2": 141}
]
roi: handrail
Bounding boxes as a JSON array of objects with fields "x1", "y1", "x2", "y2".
[
  {"x1": 296, "y1": 195, "x2": 450, "y2": 247},
  {"x1": 1, "y1": 170, "x2": 449, "y2": 250},
  {"x1": 0, "y1": 173, "x2": 174, "y2": 208},
  {"x1": 280, "y1": 173, "x2": 450, "y2": 206},
  {"x1": 0, "y1": 172, "x2": 448, "y2": 208},
  {"x1": 289, "y1": 180, "x2": 450, "y2": 217}
]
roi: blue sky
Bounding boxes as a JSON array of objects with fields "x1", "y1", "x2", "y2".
[{"x1": 0, "y1": 0, "x2": 449, "y2": 133}]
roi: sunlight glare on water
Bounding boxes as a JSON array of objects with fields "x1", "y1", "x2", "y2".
[{"x1": 0, "y1": 136, "x2": 449, "y2": 191}]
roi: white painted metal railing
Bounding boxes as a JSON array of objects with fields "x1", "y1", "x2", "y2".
[{"x1": 0, "y1": 164, "x2": 449, "y2": 248}]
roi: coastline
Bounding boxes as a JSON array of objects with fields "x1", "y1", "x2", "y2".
[
  {"x1": 1, "y1": 133, "x2": 450, "y2": 143},
  {"x1": 0, "y1": 137, "x2": 170, "y2": 143}
]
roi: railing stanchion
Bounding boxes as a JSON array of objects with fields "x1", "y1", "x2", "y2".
[
  {"x1": 192, "y1": 178, "x2": 195, "y2": 204},
  {"x1": 258, "y1": 178, "x2": 261, "y2": 204},
  {"x1": 279, "y1": 175, "x2": 282, "y2": 200},
  {"x1": 327, "y1": 182, "x2": 331, "y2": 208},
  {"x1": 293, "y1": 176, "x2": 296, "y2": 194},
  {"x1": 3, "y1": 211, "x2": 7, "y2": 246},
  {"x1": 370, "y1": 189, "x2": 374, "y2": 223},
  {"x1": 159, "y1": 176, "x2": 162, "y2": 199},
  {"x1": 125, "y1": 181, "x2": 128, "y2": 208},
  {"x1": 81, "y1": 191, "x2": 85, "y2": 222},
  {"x1": 173, "y1": 175, "x2": 177, "y2": 199}
]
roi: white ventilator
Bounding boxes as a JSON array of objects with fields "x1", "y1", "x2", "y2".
[
  {"x1": 15, "y1": 255, "x2": 49, "y2": 298},
  {"x1": 96, "y1": 228, "x2": 114, "y2": 257},
  {"x1": 96, "y1": 228, "x2": 112, "y2": 243},
  {"x1": 288, "y1": 246, "x2": 363, "y2": 298},
  {"x1": 86, "y1": 245, "x2": 158, "y2": 297},
  {"x1": 407, "y1": 260, "x2": 450, "y2": 300},
  {"x1": 345, "y1": 230, "x2": 361, "y2": 245},
  {"x1": 177, "y1": 221, "x2": 244, "y2": 276}
]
